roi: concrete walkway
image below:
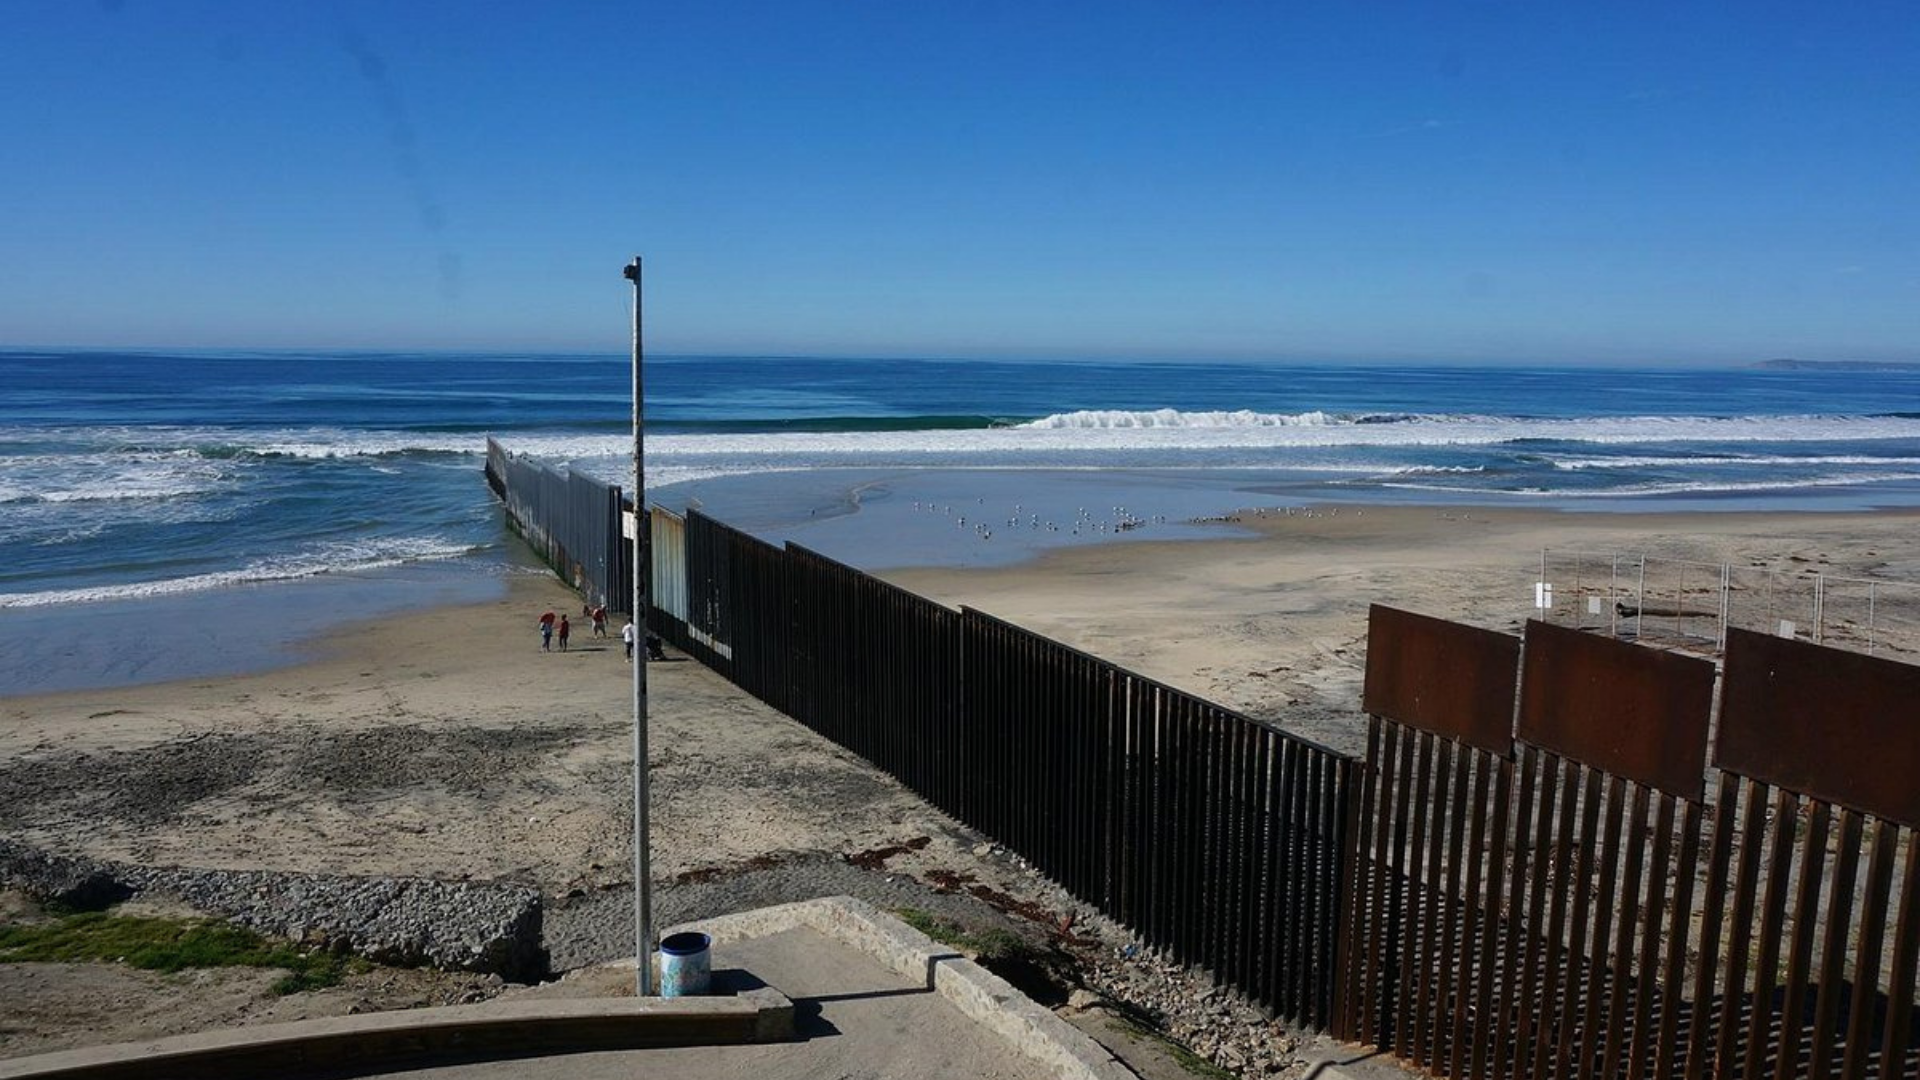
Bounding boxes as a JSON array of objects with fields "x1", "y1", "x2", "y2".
[
  {"x1": 0, "y1": 898, "x2": 1133, "y2": 1080},
  {"x1": 404, "y1": 923, "x2": 1047, "y2": 1080},
  {"x1": 1, "y1": 896, "x2": 1426, "y2": 1080}
]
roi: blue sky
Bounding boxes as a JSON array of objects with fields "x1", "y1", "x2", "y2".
[{"x1": 3, "y1": 2, "x2": 1916, "y2": 363}]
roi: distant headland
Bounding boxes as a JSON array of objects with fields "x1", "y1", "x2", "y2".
[{"x1": 1753, "y1": 358, "x2": 1920, "y2": 371}]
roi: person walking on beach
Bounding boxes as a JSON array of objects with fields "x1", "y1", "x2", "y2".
[
  {"x1": 622, "y1": 618, "x2": 636, "y2": 660},
  {"x1": 539, "y1": 611, "x2": 555, "y2": 651},
  {"x1": 557, "y1": 614, "x2": 571, "y2": 652},
  {"x1": 592, "y1": 605, "x2": 608, "y2": 637}
]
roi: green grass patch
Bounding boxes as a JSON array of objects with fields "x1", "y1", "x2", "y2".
[
  {"x1": 1106, "y1": 1016, "x2": 1237, "y2": 1080},
  {"x1": 0, "y1": 913, "x2": 360, "y2": 994},
  {"x1": 891, "y1": 907, "x2": 1036, "y2": 964}
]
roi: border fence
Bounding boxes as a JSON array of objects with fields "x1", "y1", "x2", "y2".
[
  {"x1": 1534, "y1": 548, "x2": 1920, "y2": 660},
  {"x1": 484, "y1": 439, "x2": 629, "y2": 610},
  {"x1": 651, "y1": 510, "x2": 1356, "y2": 1028},
  {"x1": 1340, "y1": 608, "x2": 1920, "y2": 1080},
  {"x1": 488, "y1": 454, "x2": 1920, "y2": 1079}
]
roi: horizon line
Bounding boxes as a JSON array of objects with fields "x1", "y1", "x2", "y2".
[{"x1": 0, "y1": 343, "x2": 1862, "y2": 370}]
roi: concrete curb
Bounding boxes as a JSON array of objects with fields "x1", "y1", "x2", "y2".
[
  {"x1": 0, "y1": 895, "x2": 1128, "y2": 1080},
  {"x1": 671, "y1": 895, "x2": 1136, "y2": 1080},
  {"x1": 0, "y1": 985, "x2": 793, "y2": 1080}
]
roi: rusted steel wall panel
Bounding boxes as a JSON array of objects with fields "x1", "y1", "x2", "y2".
[
  {"x1": 1717, "y1": 627, "x2": 1920, "y2": 829},
  {"x1": 1518, "y1": 619, "x2": 1717, "y2": 801},
  {"x1": 1363, "y1": 605, "x2": 1520, "y2": 756}
]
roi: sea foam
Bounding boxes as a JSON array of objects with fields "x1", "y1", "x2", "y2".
[{"x1": 0, "y1": 536, "x2": 480, "y2": 608}]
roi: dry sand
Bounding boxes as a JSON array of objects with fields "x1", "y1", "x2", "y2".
[
  {"x1": 0, "y1": 571, "x2": 984, "y2": 893},
  {"x1": 886, "y1": 504, "x2": 1920, "y2": 754},
  {"x1": 3, "y1": 504, "x2": 1917, "y2": 1059}
]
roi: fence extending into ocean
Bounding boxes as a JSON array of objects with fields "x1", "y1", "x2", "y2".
[
  {"x1": 488, "y1": 452, "x2": 1920, "y2": 1080},
  {"x1": 484, "y1": 439, "x2": 631, "y2": 610}
]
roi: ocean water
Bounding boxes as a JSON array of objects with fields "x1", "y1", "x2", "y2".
[{"x1": 4, "y1": 348, "x2": 1920, "y2": 692}]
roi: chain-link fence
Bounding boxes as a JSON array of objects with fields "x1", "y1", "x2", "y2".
[{"x1": 1533, "y1": 549, "x2": 1920, "y2": 660}]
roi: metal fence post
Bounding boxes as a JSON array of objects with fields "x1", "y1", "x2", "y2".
[
  {"x1": 1637, "y1": 555, "x2": 1647, "y2": 641},
  {"x1": 1609, "y1": 554, "x2": 1620, "y2": 636},
  {"x1": 1868, "y1": 582, "x2": 1877, "y2": 655},
  {"x1": 1728, "y1": 557, "x2": 1743, "y2": 641},
  {"x1": 624, "y1": 255, "x2": 654, "y2": 997}
]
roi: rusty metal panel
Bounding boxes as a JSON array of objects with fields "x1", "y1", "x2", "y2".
[
  {"x1": 1517, "y1": 620, "x2": 1717, "y2": 801},
  {"x1": 1364, "y1": 605, "x2": 1520, "y2": 756},
  {"x1": 1717, "y1": 627, "x2": 1920, "y2": 829}
]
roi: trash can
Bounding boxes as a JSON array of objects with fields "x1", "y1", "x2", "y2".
[{"x1": 658, "y1": 931, "x2": 712, "y2": 997}]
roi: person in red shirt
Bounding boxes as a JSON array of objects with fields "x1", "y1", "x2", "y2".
[{"x1": 557, "y1": 614, "x2": 571, "y2": 651}]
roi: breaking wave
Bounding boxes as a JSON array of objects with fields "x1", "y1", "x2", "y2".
[{"x1": 0, "y1": 536, "x2": 482, "y2": 608}]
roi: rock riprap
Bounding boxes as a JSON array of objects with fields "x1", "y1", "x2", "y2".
[{"x1": 0, "y1": 840, "x2": 544, "y2": 981}]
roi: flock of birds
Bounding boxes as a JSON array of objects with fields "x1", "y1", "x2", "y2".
[
  {"x1": 910, "y1": 498, "x2": 1163, "y2": 542},
  {"x1": 908, "y1": 498, "x2": 1356, "y2": 542}
]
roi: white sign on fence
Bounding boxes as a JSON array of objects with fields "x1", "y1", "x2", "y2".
[{"x1": 1534, "y1": 582, "x2": 1553, "y2": 610}]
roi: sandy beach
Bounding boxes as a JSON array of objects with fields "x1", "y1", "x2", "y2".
[
  {"x1": 4, "y1": 504, "x2": 1918, "y2": 1058},
  {"x1": 887, "y1": 504, "x2": 1920, "y2": 753}
]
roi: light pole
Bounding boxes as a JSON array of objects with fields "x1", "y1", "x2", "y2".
[{"x1": 624, "y1": 255, "x2": 654, "y2": 996}]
